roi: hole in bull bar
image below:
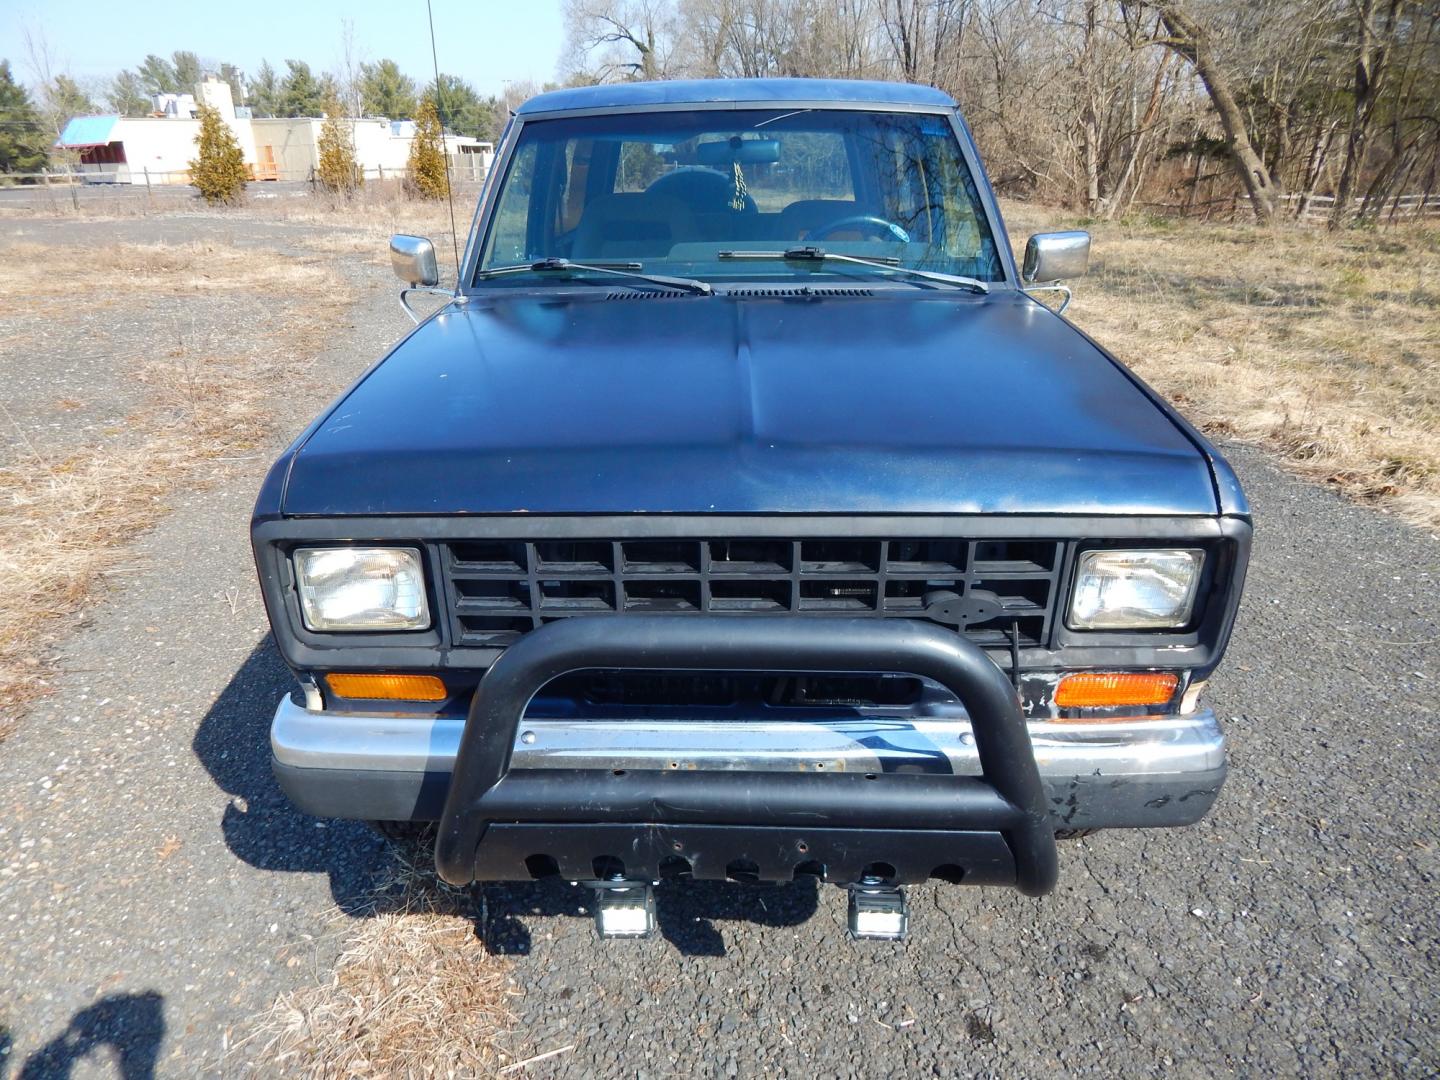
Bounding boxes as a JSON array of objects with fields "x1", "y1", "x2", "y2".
[
  {"x1": 861, "y1": 861, "x2": 898, "y2": 884},
  {"x1": 592, "y1": 855, "x2": 625, "y2": 880},
  {"x1": 794, "y1": 859, "x2": 826, "y2": 880},
  {"x1": 726, "y1": 859, "x2": 761, "y2": 883}
]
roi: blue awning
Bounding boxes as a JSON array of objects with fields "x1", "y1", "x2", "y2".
[{"x1": 56, "y1": 115, "x2": 120, "y2": 149}]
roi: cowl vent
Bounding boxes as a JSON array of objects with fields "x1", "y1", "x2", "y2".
[
  {"x1": 602, "y1": 290, "x2": 691, "y2": 300},
  {"x1": 725, "y1": 287, "x2": 873, "y2": 299}
]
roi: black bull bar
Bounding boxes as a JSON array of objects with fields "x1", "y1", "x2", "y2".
[{"x1": 435, "y1": 615, "x2": 1059, "y2": 896}]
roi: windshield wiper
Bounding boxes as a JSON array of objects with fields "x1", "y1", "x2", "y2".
[
  {"x1": 476, "y1": 257, "x2": 712, "y2": 296},
  {"x1": 717, "y1": 247, "x2": 989, "y2": 293}
]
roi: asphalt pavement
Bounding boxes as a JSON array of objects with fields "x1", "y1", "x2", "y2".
[{"x1": 0, "y1": 214, "x2": 1436, "y2": 1077}]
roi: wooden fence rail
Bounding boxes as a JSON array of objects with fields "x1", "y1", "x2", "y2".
[{"x1": 1278, "y1": 192, "x2": 1440, "y2": 223}]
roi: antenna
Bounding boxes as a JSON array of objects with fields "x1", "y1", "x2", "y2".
[{"x1": 426, "y1": 0, "x2": 463, "y2": 292}]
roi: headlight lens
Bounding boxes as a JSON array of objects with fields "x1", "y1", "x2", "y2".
[
  {"x1": 1068, "y1": 549, "x2": 1203, "y2": 630},
  {"x1": 293, "y1": 547, "x2": 430, "y2": 632}
]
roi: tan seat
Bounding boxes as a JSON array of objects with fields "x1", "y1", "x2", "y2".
[{"x1": 571, "y1": 194, "x2": 698, "y2": 260}]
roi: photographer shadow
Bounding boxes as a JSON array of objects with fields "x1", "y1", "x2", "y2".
[{"x1": 15, "y1": 992, "x2": 164, "y2": 1080}]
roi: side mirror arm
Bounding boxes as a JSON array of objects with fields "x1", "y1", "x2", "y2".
[
  {"x1": 1021, "y1": 282, "x2": 1073, "y2": 315},
  {"x1": 398, "y1": 285, "x2": 460, "y2": 324}
]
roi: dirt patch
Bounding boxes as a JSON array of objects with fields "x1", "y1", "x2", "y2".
[{"x1": 1003, "y1": 200, "x2": 1440, "y2": 531}]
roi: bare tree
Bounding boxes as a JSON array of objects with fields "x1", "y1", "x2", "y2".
[
  {"x1": 555, "y1": 0, "x2": 1440, "y2": 224},
  {"x1": 1136, "y1": 0, "x2": 1283, "y2": 222},
  {"x1": 563, "y1": 0, "x2": 678, "y2": 81},
  {"x1": 879, "y1": 0, "x2": 970, "y2": 85},
  {"x1": 336, "y1": 18, "x2": 367, "y2": 119},
  {"x1": 1329, "y1": 0, "x2": 1402, "y2": 227}
]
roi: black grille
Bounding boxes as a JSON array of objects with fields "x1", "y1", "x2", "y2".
[{"x1": 443, "y1": 538, "x2": 1064, "y2": 650}]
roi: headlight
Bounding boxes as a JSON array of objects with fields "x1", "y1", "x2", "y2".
[
  {"x1": 293, "y1": 547, "x2": 430, "y2": 632},
  {"x1": 1068, "y1": 549, "x2": 1203, "y2": 630}
]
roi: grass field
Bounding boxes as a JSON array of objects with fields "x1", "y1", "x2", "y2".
[
  {"x1": 1002, "y1": 200, "x2": 1440, "y2": 532},
  {"x1": 0, "y1": 234, "x2": 348, "y2": 736}
]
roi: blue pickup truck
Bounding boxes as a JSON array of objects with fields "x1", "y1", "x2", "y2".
[{"x1": 252, "y1": 79, "x2": 1249, "y2": 939}]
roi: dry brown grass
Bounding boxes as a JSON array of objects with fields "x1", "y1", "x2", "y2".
[
  {"x1": 0, "y1": 239, "x2": 330, "y2": 291},
  {"x1": 0, "y1": 178, "x2": 473, "y2": 239},
  {"x1": 0, "y1": 238, "x2": 345, "y2": 735},
  {"x1": 0, "y1": 241, "x2": 330, "y2": 320},
  {"x1": 248, "y1": 849, "x2": 517, "y2": 1078},
  {"x1": 245, "y1": 179, "x2": 468, "y2": 248},
  {"x1": 1002, "y1": 200, "x2": 1440, "y2": 531}
]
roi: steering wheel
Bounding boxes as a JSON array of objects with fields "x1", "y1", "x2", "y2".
[{"x1": 806, "y1": 215, "x2": 910, "y2": 243}]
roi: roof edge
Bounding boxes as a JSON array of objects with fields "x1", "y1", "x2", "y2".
[{"x1": 517, "y1": 78, "x2": 955, "y2": 116}]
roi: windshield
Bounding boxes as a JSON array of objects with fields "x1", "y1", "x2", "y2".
[{"x1": 475, "y1": 108, "x2": 1004, "y2": 287}]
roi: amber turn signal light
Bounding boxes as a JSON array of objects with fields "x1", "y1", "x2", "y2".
[
  {"x1": 325, "y1": 673, "x2": 447, "y2": 701},
  {"x1": 1055, "y1": 671, "x2": 1179, "y2": 709}
]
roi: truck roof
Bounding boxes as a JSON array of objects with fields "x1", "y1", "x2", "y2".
[{"x1": 514, "y1": 78, "x2": 957, "y2": 116}]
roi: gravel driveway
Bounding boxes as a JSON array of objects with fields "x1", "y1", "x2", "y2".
[{"x1": 1, "y1": 214, "x2": 1436, "y2": 1077}]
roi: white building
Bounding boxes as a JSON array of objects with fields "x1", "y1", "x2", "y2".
[{"x1": 55, "y1": 77, "x2": 491, "y2": 185}]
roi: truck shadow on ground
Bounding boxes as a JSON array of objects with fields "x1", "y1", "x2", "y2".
[
  {"x1": 479, "y1": 877, "x2": 820, "y2": 957},
  {"x1": 191, "y1": 639, "x2": 391, "y2": 915},
  {"x1": 195, "y1": 640, "x2": 823, "y2": 952},
  {"x1": 11, "y1": 992, "x2": 164, "y2": 1080}
]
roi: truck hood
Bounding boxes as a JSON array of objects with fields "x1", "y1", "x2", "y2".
[{"x1": 282, "y1": 291, "x2": 1218, "y2": 516}]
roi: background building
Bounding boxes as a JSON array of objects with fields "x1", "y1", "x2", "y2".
[{"x1": 54, "y1": 77, "x2": 490, "y2": 185}]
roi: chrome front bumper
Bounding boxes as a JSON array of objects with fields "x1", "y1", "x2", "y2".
[{"x1": 270, "y1": 697, "x2": 1227, "y2": 830}]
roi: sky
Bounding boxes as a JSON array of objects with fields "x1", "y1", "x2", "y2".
[{"x1": 2, "y1": 0, "x2": 566, "y2": 100}]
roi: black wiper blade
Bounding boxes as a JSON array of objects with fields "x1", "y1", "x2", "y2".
[
  {"x1": 718, "y1": 247, "x2": 989, "y2": 293},
  {"x1": 477, "y1": 257, "x2": 712, "y2": 296}
]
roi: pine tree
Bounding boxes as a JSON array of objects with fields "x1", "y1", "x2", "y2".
[
  {"x1": 247, "y1": 61, "x2": 280, "y2": 118},
  {"x1": 407, "y1": 95, "x2": 447, "y2": 201},
  {"x1": 278, "y1": 60, "x2": 329, "y2": 118},
  {"x1": 188, "y1": 103, "x2": 247, "y2": 204},
  {"x1": 360, "y1": 59, "x2": 417, "y2": 120},
  {"x1": 316, "y1": 91, "x2": 361, "y2": 194},
  {"x1": 107, "y1": 70, "x2": 152, "y2": 117},
  {"x1": 0, "y1": 61, "x2": 49, "y2": 175}
]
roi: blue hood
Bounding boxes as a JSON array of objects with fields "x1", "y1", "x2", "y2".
[{"x1": 281, "y1": 291, "x2": 1219, "y2": 517}]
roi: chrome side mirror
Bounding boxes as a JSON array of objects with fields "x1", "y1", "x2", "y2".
[
  {"x1": 390, "y1": 234, "x2": 439, "y2": 287},
  {"x1": 1022, "y1": 231, "x2": 1090, "y2": 284}
]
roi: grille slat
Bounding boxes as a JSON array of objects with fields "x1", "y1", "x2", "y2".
[{"x1": 445, "y1": 536, "x2": 1063, "y2": 649}]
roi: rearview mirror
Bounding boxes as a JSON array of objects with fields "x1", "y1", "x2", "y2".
[
  {"x1": 696, "y1": 138, "x2": 781, "y2": 167},
  {"x1": 1022, "y1": 231, "x2": 1090, "y2": 283},
  {"x1": 390, "y1": 234, "x2": 439, "y2": 288}
]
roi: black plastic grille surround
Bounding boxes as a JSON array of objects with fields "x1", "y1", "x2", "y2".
[{"x1": 442, "y1": 537, "x2": 1064, "y2": 650}]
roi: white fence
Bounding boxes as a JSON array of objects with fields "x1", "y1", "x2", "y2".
[
  {"x1": 1279, "y1": 192, "x2": 1440, "y2": 224},
  {"x1": 1, "y1": 153, "x2": 488, "y2": 189}
]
